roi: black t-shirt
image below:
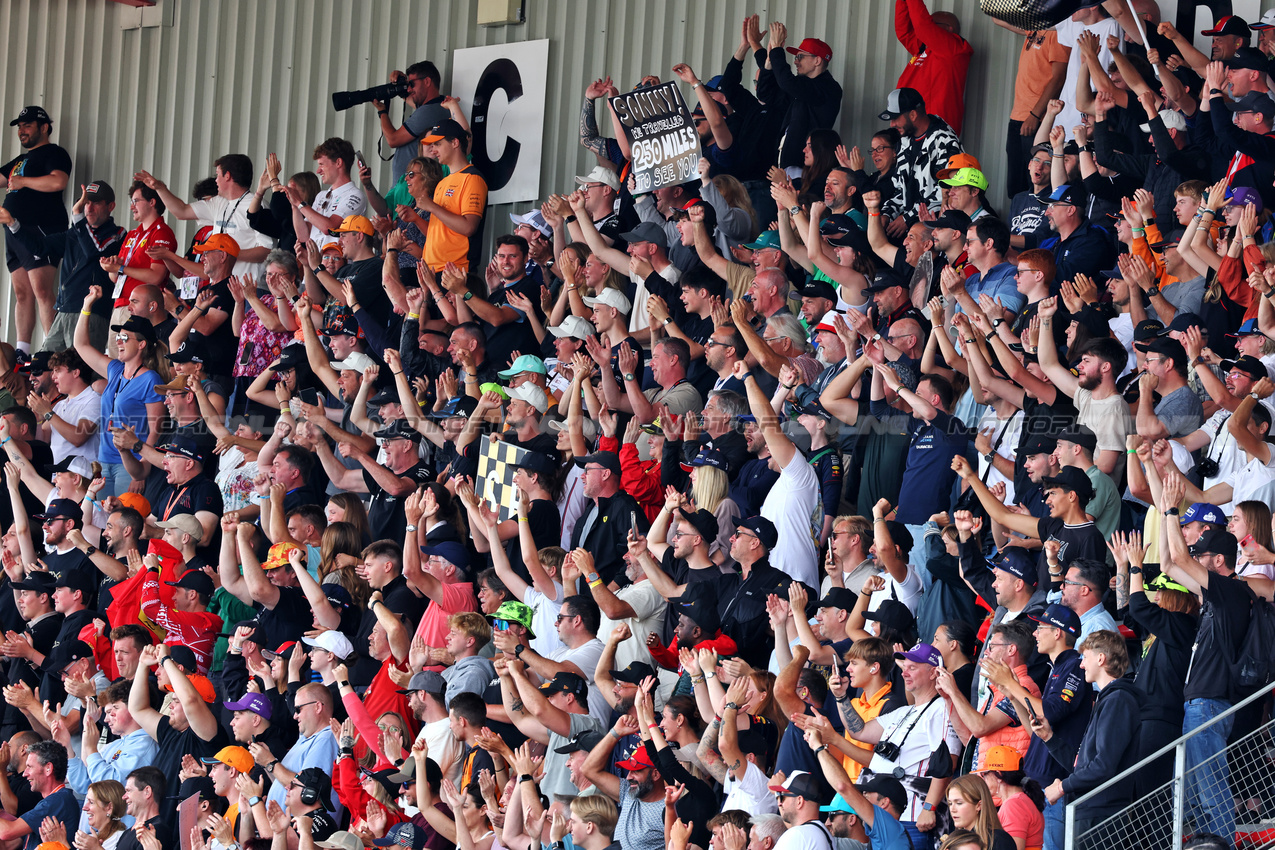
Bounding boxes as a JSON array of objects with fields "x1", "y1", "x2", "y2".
[
  {"x1": 2, "y1": 612, "x2": 63, "y2": 731},
  {"x1": 1185, "y1": 573, "x2": 1253, "y2": 703},
  {"x1": 482, "y1": 276, "x2": 543, "y2": 369},
  {"x1": 198, "y1": 279, "x2": 240, "y2": 372},
  {"x1": 1, "y1": 143, "x2": 72, "y2": 231},
  {"x1": 350, "y1": 575, "x2": 425, "y2": 687},
  {"x1": 255, "y1": 586, "x2": 312, "y2": 646},
  {"x1": 153, "y1": 714, "x2": 228, "y2": 791},
  {"x1": 42, "y1": 549, "x2": 97, "y2": 601},
  {"x1": 1035, "y1": 517, "x2": 1106, "y2": 588},
  {"x1": 338, "y1": 258, "x2": 394, "y2": 332},
  {"x1": 364, "y1": 462, "x2": 434, "y2": 544}
]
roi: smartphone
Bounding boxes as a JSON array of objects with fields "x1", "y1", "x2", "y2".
[
  {"x1": 298, "y1": 387, "x2": 321, "y2": 407},
  {"x1": 239, "y1": 341, "x2": 254, "y2": 367},
  {"x1": 1025, "y1": 700, "x2": 1040, "y2": 724},
  {"x1": 355, "y1": 149, "x2": 367, "y2": 172},
  {"x1": 630, "y1": 511, "x2": 638, "y2": 530},
  {"x1": 1241, "y1": 534, "x2": 1256, "y2": 548}
]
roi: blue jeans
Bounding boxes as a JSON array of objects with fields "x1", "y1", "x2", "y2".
[
  {"x1": 901, "y1": 821, "x2": 933, "y2": 850},
  {"x1": 98, "y1": 462, "x2": 132, "y2": 498},
  {"x1": 1184, "y1": 697, "x2": 1235, "y2": 842},
  {"x1": 1043, "y1": 797, "x2": 1065, "y2": 850}
]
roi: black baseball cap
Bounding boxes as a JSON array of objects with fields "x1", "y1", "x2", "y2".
[
  {"x1": 573, "y1": 450, "x2": 621, "y2": 477},
  {"x1": 675, "y1": 587, "x2": 722, "y2": 634},
  {"x1": 1022, "y1": 434, "x2": 1057, "y2": 457},
  {"x1": 276, "y1": 346, "x2": 307, "y2": 370},
  {"x1": 882, "y1": 520, "x2": 914, "y2": 555},
  {"x1": 1190, "y1": 528, "x2": 1240, "y2": 558},
  {"x1": 422, "y1": 120, "x2": 469, "y2": 143},
  {"x1": 799, "y1": 280, "x2": 838, "y2": 302},
  {"x1": 857, "y1": 775, "x2": 908, "y2": 814},
  {"x1": 1221, "y1": 355, "x2": 1268, "y2": 381},
  {"x1": 167, "y1": 335, "x2": 208, "y2": 364},
  {"x1": 374, "y1": 419, "x2": 421, "y2": 443},
  {"x1": 110, "y1": 315, "x2": 158, "y2": 344},
  {"x1": 991, "y1": 548, "x2": 1038, "y2": 585},
  {"x1": 1133, "y1": 319, "x2": 1166, "y2": 342},
  {"x1": 538, "y1": 671, "x2": 589, "y2": 699},
  {"x1": 735, "y1": 516, "x2": 778, "y2": 549},
  {"x1": 167, "y1": 569, "x2": 215, "y2": 598},
  {"x1": 430, "y1": 395, "x2": 479, "y2": 420},
  {"x1": 83, "y1": 181, "x2": 115, "y2": 204},
  {"x1": 863, "y1": 270, "x2": 909, "y2": 294},
  {"x1": 10, "y1": 106, "x2": 51, "y2": 126},
  {"x1": 554, "y1": 729, "x2": 605, "y2": 755},
  {"x1": 39, "y1": 498, "x2": 81, "y2": 522},
  {"x1": 677, "y1": 507, "x2": 720, "y2": 543},
  {"x1": 297, "y1": 767, "x2": 334, "y2": 810},
  {"x1": 1041, "y1": 466, "x2": 1094, "y2": 503},
  {"x1": 12, "y1": 571, "x2": 56, "y2": 594},
  {"x1": 610, "y1": 661, "x2": 656, "y2": 685},
  {"x1": 1055, "y1": 424, "x2": 1098, "y2": 453},
  {"x1": 818, "y1": 587, "x2": 858, "y2": 611},
  {"x1": 45, "y1": 639, "x2": 94, "y2": 675},
  {"x1": 879, "y1": 87, "x2": 925, "y2": 121},
  {"x1": 862, "y1": 599, "x2": 916, "y2": 635},
  {"x1": 511, "y1": 452, "x2": 559, "y2": 476},
  {"x1": 160, "y1": 435, "x2": 202, "y2": 462},
  {"x1": 54, "y1": 569, "x2": 95, "y2": 598},
  {"x1": 923, "y1": 209, "x2": 973, "y2": 233}
]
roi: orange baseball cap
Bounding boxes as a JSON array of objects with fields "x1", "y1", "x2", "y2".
[
  {"x1": 977, "y1": 745, "x2": 1024, "y2": 773},
  {"x1": 936, "y1": 153, "x2": 983, "y2": 181},
  {"x1": 202, "y1": 745, "x2": 254, "y2": 773},
  {"x1": 262, "y1": 542, "x2": 303, "y2": 571},
  {"x1": 117, "y1": 492, "x2": 151, "y2": 516},
  {"x1": 192, "y1": 233, "x2": 241, "y2": 259},
  {"x1": 321, "y1": 242, "x2": 344, "y2": 257},
  {"x1": 328, "y1": 215, "x2": 374, "y2": 237}
]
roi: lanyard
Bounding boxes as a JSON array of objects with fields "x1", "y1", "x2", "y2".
[{"x1": 163, "y1": 483, "x2": 193, "y2": 521}]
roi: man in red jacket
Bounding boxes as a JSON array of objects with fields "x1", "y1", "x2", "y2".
[{"x1": 894, "y1": 0, "x2": 974, "y2": 136}]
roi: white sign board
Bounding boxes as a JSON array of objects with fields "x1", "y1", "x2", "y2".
[{"x1": 451, "y1": 39, "x2": 548, "y2": 206}]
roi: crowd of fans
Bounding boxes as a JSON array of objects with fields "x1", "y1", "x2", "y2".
[{"x1": 2, "y1": 2, "x2": 1275, "y2": 850}]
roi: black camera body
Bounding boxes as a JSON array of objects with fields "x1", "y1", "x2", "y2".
[
  {"x1": 874, "y1": 740, "x2": 902, "y2": 762},
  {"x1": 1196, "y1": 457, "x2": 1220, "y2": 479},
  {"x1": 332, "y1": 78, "x2": 410, "y2": 112}
]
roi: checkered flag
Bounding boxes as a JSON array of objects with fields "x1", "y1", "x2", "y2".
[{"x1": 476, "y1": 436, "x2": 529, "y2": 522}]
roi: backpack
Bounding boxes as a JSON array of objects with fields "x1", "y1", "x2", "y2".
[{"x1": 1235, "y1": 587, "x2": 1275, "y2": 692}]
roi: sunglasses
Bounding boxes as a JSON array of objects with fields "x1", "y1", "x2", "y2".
[{"x1": 493, "y1": 619, "x2": 512, "y2": 631}]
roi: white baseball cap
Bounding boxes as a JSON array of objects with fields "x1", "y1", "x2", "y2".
[
  {"x1": 575, "y1": 165, "x2": 620, "y2": 192},
  {"x1": 302, "y1": 630, "x2": 355, "y2": 660},
  {"x1": 507, "y1": 383, "x2": 549, "y2": 414},
  {"x1": 330, "y1": 352, "x2": 375, "y2": 373},
  {"x1": 548, "y1": 315, "x2": 596, "y2": 341},
  {"x1": 509, "y1": 209, "x2": 551, "y2": 238},
  {"x1": 583, "y1": 288, "x2": 632, "y2": 314}
]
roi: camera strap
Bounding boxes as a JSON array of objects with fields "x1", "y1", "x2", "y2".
[{"x1": 884, "y1": 696, "x2": 940, "y2": 752}]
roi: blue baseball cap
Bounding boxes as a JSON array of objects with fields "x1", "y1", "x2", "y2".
[
  {"x1": 992, "y1": 548, "x2": 1038, "y2": 585},
  {"x1": 1031, "y1": 603, "x2": 1081, "y2": 637},
  {"x1": 1181, "y1": 503, "x2": 1225, "y2": 526},
  {"x1": 421, "y1": 541, "x2": 470, "y2": 570}
]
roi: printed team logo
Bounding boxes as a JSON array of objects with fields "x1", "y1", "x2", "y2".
[{"x1": 1061, "y1": 688, "x2": 1075, "y2": 702}]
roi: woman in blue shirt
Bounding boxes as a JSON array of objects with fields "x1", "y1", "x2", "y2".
[{"x1": 74, "y1": 287, "x2": 165, "y2": 496}]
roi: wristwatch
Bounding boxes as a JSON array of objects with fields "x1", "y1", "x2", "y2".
[
  {"x1": 623, "y1": 372, "x2": 636, "y2": 383},
  {"x1": 83, "y1": 545, "x2": 97, "y2": 557},
  {"x1": 463, "y1": 291, "x2": 474, "y2": 301},
  {"x1": 514, "y1": 643, "x2": 526, "y2": 657},
  {"x1": 1147, "y1": 284, "x2": 1161, "y2": 297},
  {"x1": 921, "y1": 802, "x2": 935, "y2": 812},
  {"x1": 871, "y1": 333, "x2": 882, "y2": 342},
  {"x1": 248, "y1": 796, "x2": 262, "y2": 807},
  {"x1": 405, "y1": 524, "x2": 418, "y2": 533},
  {"x1": 788, "y1": 205, "x2": 801, "y2": 217},
  {"x1": 1130, "y1": 566, "x2": 1142, "y2": 575},
  {"x1": 1165, "y1": 506, "x2": 1180, "y2": 517}
]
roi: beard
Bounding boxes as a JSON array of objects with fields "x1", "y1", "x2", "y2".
[
  {"x1": 629, "y1": 775, "x2": 656, "y2": 799},
  {"x1": 1076, "y1": 371, "x2": 1101, "y2": 391}
]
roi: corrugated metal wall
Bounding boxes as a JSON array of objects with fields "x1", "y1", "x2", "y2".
[{"x1": 2, "y1": 0, "x2": 1271, "y2": 343}]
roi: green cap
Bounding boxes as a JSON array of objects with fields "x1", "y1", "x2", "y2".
[{"x1": 492, "y1": 600, "x2": 536, "y2": 637}]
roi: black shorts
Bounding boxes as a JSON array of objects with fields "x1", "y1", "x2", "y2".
[{"x1": 5, "y1": 229, "x2": 56, "y2": 273}]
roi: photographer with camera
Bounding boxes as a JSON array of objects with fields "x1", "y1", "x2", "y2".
[
  {"x1": 373, "y1": 62, "x2": 450, "y2": 184},
  {"x1": 826, "y1": 642, "x2": 959, "y2": 850}
]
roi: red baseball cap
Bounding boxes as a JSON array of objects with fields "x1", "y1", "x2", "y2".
[
  {"x1": 615, "y1": 747, "x2": 655, "y2": 772},
  {"x1": 786, "y1": 38, "x2": 832, "y2": 62}
]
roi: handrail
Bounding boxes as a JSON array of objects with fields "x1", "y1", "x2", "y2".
[{"x1": 1068, "y1": 681, "x2": 1273, "y2": 811}]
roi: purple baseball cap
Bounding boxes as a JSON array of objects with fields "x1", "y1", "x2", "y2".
[
  {"x1": 223, "y1": 692, "x2": 272, "y2": 721},
  {"x1": 893, "y1": 642, "x2": 942, "y2": 667}
]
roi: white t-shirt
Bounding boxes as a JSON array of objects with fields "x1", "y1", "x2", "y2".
[
  {"x1": 1054, "y1": 17, "x2": 1125, "y2": 141},
  {"x1": 551, "y1": 638, "x2": 610, "y2": 725},
  {"x1": 309, "y1": 181, "x2": 368, "y2": 246},
  {"x1": 558, "y1": 465, "x2": 588, "y2": 549},
  {"x1": 1229, "y1": 453, "x2": 1275, "y2": 506},
  {"x1": 761, "y1": 452, "x2": 823, "y2": 589},
  {"x1": 975, "y1": 408, "x2": 1023, "y2": 505},
  {"x1": 867, "y1": 698, "x2": 961, "y2": 821},
  {"x1": 523, "y1": 584, "x2": 566, "y2": 657},
  {"x1": 866, "y1": 563, "x2": 924, "y2": 617},
  {"x1": 722, "y1": 760, "x2": 779, "y2": 816},
  {"x1": 774, "y1": 819, "x2": 836, "y2": 850},
  {"x1": 1193, "y1": 408, "x2": 1247, "y2": 514},
  {"x1": 52, "y1": 386, "x2": 102, "y2": 464},
  {"x1": 189, "y1": 192, "x2": 273, "y2": 280},
  {"x1": 629, "y1": 263, "x2": 682, "y2": 332},
  {"x1": 418, "y1": 716, "x2": 463, "y2": 786},
  {"x1": 598, "y1": 579, "x2": 667, "y2": 670}
]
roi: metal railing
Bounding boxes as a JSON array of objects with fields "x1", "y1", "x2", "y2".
[{"x1": 1064, "y1": 684, "x2": 1274, "y2": 850}]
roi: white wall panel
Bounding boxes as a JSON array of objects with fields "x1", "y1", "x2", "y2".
[{"x1": 3, "y1": 0, "x2": 1272, "y2": 342}]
